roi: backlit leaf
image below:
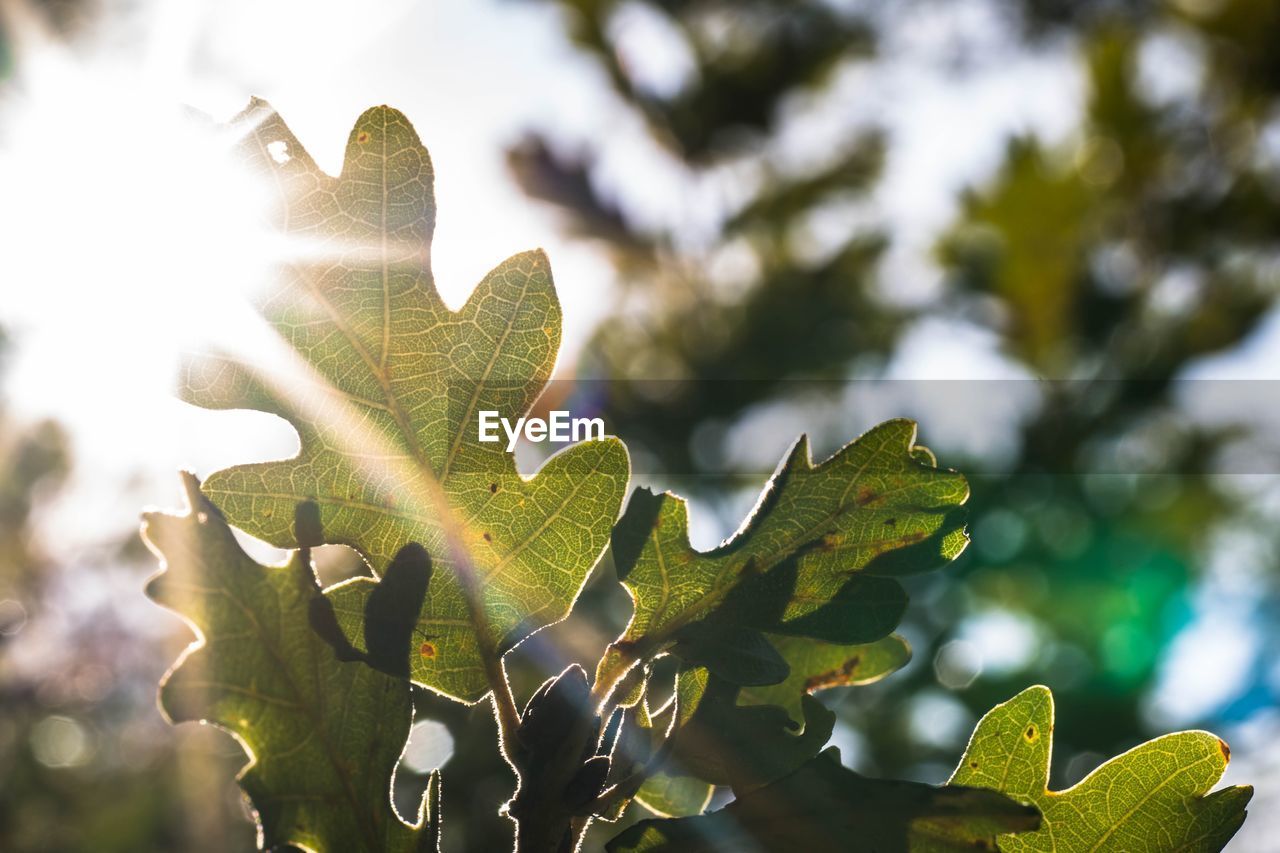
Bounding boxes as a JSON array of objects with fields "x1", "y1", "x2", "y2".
[
  {"x1": 634, "y1": 774, "x2": 714, "y2": 819},
  {"x1": 948, "y1": 685, "x2": 1252, "y2": 852},
  {"x1": 143, "y1": 473, "x2": 439, "y2": 852},
  {"x1": 736, "y1": 633, "x2": 910, "y2": 727},
  {"x1": 183, "y1": 100, "x2": 629, "y2": 702},
  {"x1": 599, "y1": 419, "x2": 966, "y2": 694}
]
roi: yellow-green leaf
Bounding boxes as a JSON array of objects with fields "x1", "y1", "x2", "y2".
[
  {"x1": 183, "y1": 100, "x2": 629, "y2": 702},
  {"x1": 949, "y1": 685, "x2": 1252, "y2": 852},
  {"x1": 736, "y1": 633, "x2": 910, "y2": 727},
  {"x1": 600, "y1": 420, "x2": 966, "y2": 693},
  {"x1": 143, "y1": 473, "x2": 439, "y2": 852},
  {"x1": 634, "y1": 774, "x2": 714, "y2": 819}
]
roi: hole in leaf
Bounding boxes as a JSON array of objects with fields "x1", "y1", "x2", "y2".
[
  {"x1": 312, "y1": 544, "x2": 371, "y2": 587},
  {"x1": 266, "y1": 139, "x2": 290, "y2": 164}
]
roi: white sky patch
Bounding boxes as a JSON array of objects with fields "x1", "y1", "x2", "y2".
[
  {"x1": 1137, "y1": 26, "x2": 1207, "y2": 106},
  {"x1": 864, "y1": 317, "x2": 1040, "y2": 466},
  {"x1": 934, "y1": 639, "x2": 983, "y2": 690},
  {"x1": 1175, "y1": 307, "x2": 1280, "y2": 459},
  {"x1": 956, "y1": 608, "x2": 1043, "y2": 677},
  {"x1": 1144, "y1": 601, "x2": 1259, "y2": 728},
  {"x1": 1183, "y1": 306, "x2": 1280, "y2": 383},
  {"x1": 401, "y1": 718, "x2": 455, "y2": 775},
  {"x1": 907, "y1": 689, "x2": 974, "y2": 751},
  {"x1": 606, "y1": 2, "x2": 696, "y2": 100}
]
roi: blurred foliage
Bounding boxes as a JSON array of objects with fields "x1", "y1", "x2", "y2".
[
  {"x1": 0, "y1": 328, "x2": 259, "y2": 852},
  {"x1": 905, "y1": 0, "x2": 1280, "y2": 777},
  {"x1": 0, "y1": 9, "x2": 262, "y2": 848},
  {"x1": 513, "y1": 0, "x2": 1280, "y2": 797},
  {"x1": 0, "y1": 334, "x2": 67, "y2": 600},
  {"x1": 509, "y1": 1, "x2": 897, "y2": 478},
  {"x1": 539, "y1": 0, "x2": 874, "y2": 162}
]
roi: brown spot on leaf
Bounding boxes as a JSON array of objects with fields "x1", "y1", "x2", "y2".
[
  {"x1": 483, "y1": 532, "x2": 493, "y2": 542},
  {"x1": 856, "y1": 487, "x2": 878, "y2": 506},
  {"x1": 356, "y1": 131, "x2": 370, "y2": 144},
  {"x1": 1024, "y1": 724, "x2": 1039, "y2": 742},
  {"x1": 489, "y1": 482, "x2": 498, "y2": 494},
  {"x1": 802, "y1": 655, "x2": 863, "y2": 692},
  {"x1": 884, "y1": 518, "x2": 897, "y2": 527},
  {"x1": 1219, "y1": 739, "x2": 1231, "y2": 762},
  {"x1": 419, "y1": 642, "x2": 436, "y2": 659}
]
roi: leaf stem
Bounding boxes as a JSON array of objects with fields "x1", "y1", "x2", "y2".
[
  {"x1": 485, "y1": 650, "x2": 522, "y2": 758},
  {"x1": 590, "y1": 642, "x2": 642, "y2": 709}
]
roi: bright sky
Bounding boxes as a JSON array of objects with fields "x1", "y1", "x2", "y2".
[
  {"x1": 8, "y1": 0, "x2": 1276, "y2": 541},
  {"x1": 0, "y1": 0, "x2": 1094, "y2": 546},
  {"x1": 0, "y1": 0, "x2": 633, "y2": 544}
]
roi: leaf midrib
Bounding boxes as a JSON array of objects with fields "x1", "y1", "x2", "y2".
[
  {"x1": 1085, "y1": 750, "x2": 1216, "y2": 852},
  {"x1": 252, "y1": 111, "x2": 434, "y2": 493}
]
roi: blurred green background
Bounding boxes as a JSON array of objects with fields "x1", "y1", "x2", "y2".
[{"x1": 2, "y1": 0, "x2": 1280, "y2": 850}]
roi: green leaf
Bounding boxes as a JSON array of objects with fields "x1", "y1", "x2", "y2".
[
  {"x1": 670, "y1": 624, "x2": 789, "y2": 686},
  {"x1": 608, "y1": 748, "x2": 1040, "y2": 853},
  {"x1": 143, "y1": 473, "x2": 439, "y2": 852},
  {"x1": 634, "y1": 774, "x2": 714, "y2": 819},
  {"x1": 600, "y1": 695, "x2": 665, "y2": 821},
  {"x1": 737, "y1": 633, "x2": 910, "y2": 727},
  {"x1": 949, "y1": 685, "x2": 1252, "y2": 852},
  {"x1": 600, "y1": 420, "x2": 966, "y2": 693},
  {"x1": 183, "y1": 99, "x2": 630, "y2": 702},
  {"x1": 658, "y1": 666, "x2": 834, "y2": 793}
]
